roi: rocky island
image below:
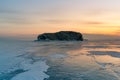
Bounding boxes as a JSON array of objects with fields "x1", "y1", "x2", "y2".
[{"x1": 37, "y1": 31, "x2": 83, "y2": 41}]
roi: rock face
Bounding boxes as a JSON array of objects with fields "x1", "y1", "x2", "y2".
[{"x1": 37, "y1": 31, "x2": 83, "y2": 41}]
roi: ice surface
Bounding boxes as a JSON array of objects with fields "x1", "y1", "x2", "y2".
[
  {"x1": 49, "y1": 53, "x2": 67, "y2": 59},
  {"x1": 0, "y1": 39, "x2": 49, "y2": 80},
  {"x1": 0, "y1": 38, "x2": 120, "y2": 80},
  {"x1": 11, "y1": 61, "x2": 49, "y2": 80},
  {"x1": 89, "y1": 51, "x2": 120, "y2": 58}
]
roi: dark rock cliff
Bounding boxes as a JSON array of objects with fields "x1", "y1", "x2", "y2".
[{"x1": 37, "y1": 31, "x2": 83, "y2": 41}]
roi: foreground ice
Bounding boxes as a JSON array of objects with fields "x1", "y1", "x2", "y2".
[
  {"x1": 0, "y1": 39, "x2": 49, "y2": 80},
  {"x1": 0, "y1": 39, "x2": 120, "y2": 80},
  {"x1": 11, "y1": 61, "x2": 49, "y2": 80}
]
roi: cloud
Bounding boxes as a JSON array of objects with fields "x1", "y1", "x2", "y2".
[
  {"x1": 0, "y1": 9, "x2": 32, "y2": 25},
  {"x1": 43, "y1": 19, "x2": 72, "y2": 23},
  {"x1": 43, "y1": 19, "x2": 105, "y2": 25},
  {"x1": 82, "y1": 21, "x2": 105, "y2": 25},
  {"x1": 115, "y1": 30, "x2": 120, "y2": 35},
  {"x1": 0, "y1": 16, "x2": 32, "y2": 25}
]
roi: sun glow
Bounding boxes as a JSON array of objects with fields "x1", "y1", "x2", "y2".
[{"x1": 0, "y1": 0, "x2": 120, "y2": 36}]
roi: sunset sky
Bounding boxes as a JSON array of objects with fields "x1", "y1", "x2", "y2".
[{"x1": 0, "y1": 0, "x2": 120, "y2": 36}]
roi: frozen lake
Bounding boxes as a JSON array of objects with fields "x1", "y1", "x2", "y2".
[{"x1": 0, "y1": 38, "x2": 120, "y2": 80}]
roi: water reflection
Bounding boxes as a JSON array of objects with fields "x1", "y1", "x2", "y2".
[
  {"x1": 1, "y1": 39, "x2": 120, "y2": 80},
  {"x1": 33, "y1": 41, "x2": 120, "y2": 80}
]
